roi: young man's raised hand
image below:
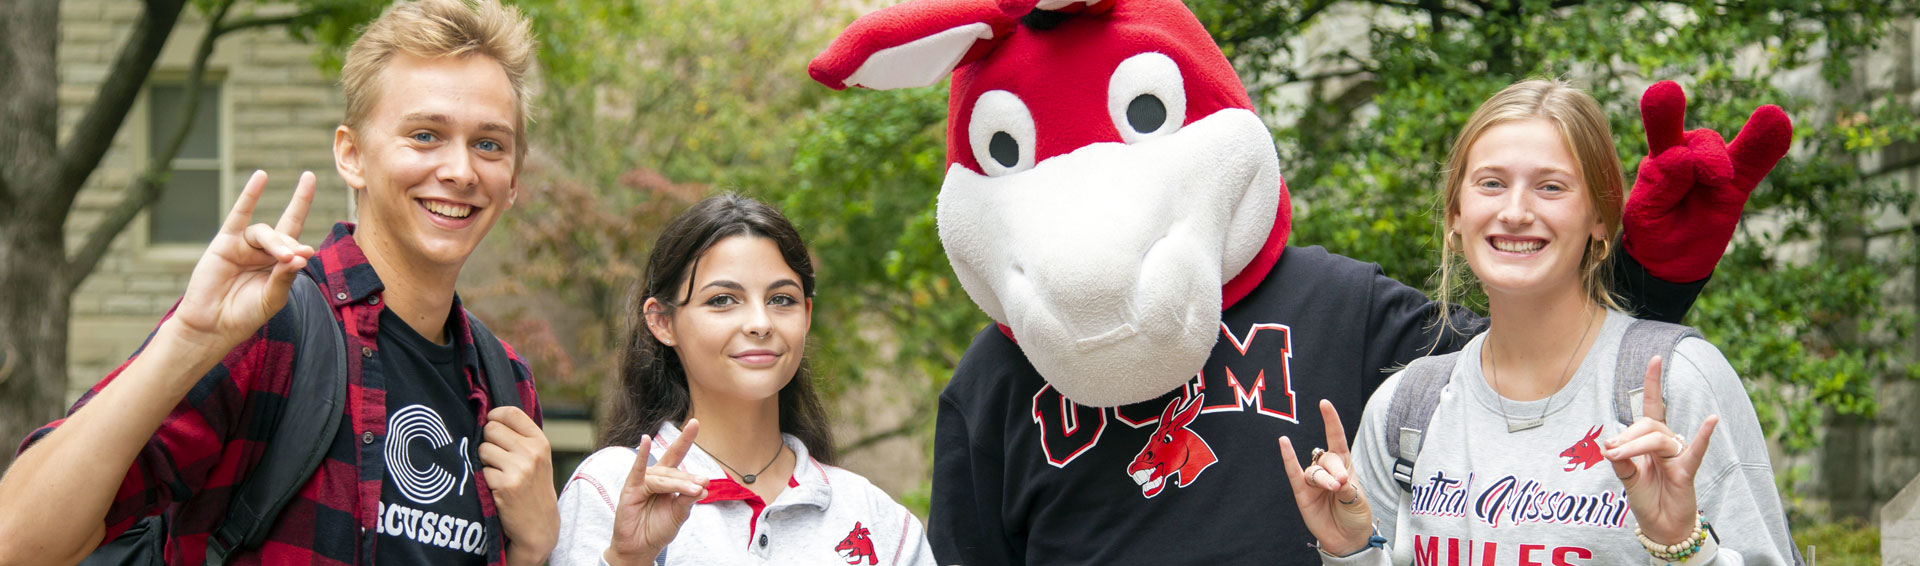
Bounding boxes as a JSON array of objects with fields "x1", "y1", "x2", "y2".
[
  {"x1": 168, "y1": 170, "x2": 318, "y2": 355},
  {"x1": 0, "y1": 171, "x2": 315, "y2": 564}
]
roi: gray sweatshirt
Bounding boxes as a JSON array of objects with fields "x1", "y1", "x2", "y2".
[{"x1": 1326, "y1": 310, "x2": 1794, "y2": 566}]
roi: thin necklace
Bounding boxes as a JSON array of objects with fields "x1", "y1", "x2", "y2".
[
  {"x1": 694, "y1": 439, "x2": 785, "y2": 484},
  {"x1": 1487, "y1": 308, "x2": 1596, "y2": 433}
]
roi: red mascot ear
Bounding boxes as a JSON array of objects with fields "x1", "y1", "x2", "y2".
[{"x1": 810, "y1": 0, "x2": 1021, "y2": 90}]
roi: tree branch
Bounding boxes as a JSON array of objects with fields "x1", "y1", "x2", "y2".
[
  {"x1": 841, "y1": 407, "x2": 933, "y2": 455},
  {"x1": 1354, "y1": 0, "x2": 1473, "y2": 20},
  {"x1": 1331, "y1": 78, "x2": 1384, "y2": 114},
  {"x1": 1865, "y1": 153, "x2": 1920, "y2": 179},
  {"x1": 1865, "y1": 221, "x2": 1919, "y2": 241},
  {"x1": 216, "y1": 7, "x2": 329, "y2": 37},
  {"x1": 1274, "y1": 66, "x2": 1375, "y2": 87},
  {"x1": 50, "y1": 0, "x2": 188, "y2": 217},
  {"x1": 1293, "y1": 0, "x2": 1338, "y2": 26},
  {"x1": 67, "y1": 0, "x2": 234, "y2": 284}
]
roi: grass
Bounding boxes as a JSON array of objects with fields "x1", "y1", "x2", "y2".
[{"x1": 1794, "y1": 517, "x2": 1878, "y2": 566}]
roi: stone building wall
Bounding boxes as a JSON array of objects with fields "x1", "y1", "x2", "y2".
[
  {"x1": 1823, "y1": 15, "x2": 1920, "y2": 524},
  {"x1": 60, "y1": 1, "x2": 351, "y2": 399}
]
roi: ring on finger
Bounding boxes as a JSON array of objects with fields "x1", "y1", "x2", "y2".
[
  {"x1": 1338, "y1": 488, "x2": 1358, "y2": 505},
  {"x1": 1310, "y1": 447, "x2": 1327, "y2": 466},
  {"x1": 1616, "y1": 467, "x2": 1637, "y2": 482},
  {"x1": 1665, "y1": 434, "x2": 1686, "y2": 459}
]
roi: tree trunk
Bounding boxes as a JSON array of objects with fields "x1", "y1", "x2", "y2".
[
  {"x1": 0, "y1": 219, "x2": 73, "y2": 472},
  {"x1": 0, "y1": 0, "x2": 188, "y2": 470},
  {"x1": 0, "y1": 0, "x2": 64, "y2": 472}
]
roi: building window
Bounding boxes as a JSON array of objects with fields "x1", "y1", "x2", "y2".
[{"x1": 146, "y1": 80, "x2": 225, "y2": 245}]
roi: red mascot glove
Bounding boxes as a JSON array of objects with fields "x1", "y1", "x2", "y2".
[{"x1": 1622, "y1": 80, "x2": 1793, "y2": 283}]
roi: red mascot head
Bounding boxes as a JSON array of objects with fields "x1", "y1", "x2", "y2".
[{"x1": 812, "y1": 0, "x2": 1290, "y2": 406}]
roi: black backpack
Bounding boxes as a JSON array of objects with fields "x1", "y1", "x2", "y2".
[{"x1": 83, "y1": 271, "x2": 523, "y2": 566}]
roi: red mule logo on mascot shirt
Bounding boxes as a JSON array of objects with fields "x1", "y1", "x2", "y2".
[
  {"x1": 810, "y1": 0, "x2": 1291, "y2": 409},
  {"x1": 835, "y1": 522, "x2": 878, "y2": 565},
  {"x1": 1126, "y1": 394, "x2": 1217, "y2": 497}
]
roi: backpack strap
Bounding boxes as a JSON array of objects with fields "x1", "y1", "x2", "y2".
[
  {"x1": 205, "y1": 272, "x2": 347, "y2": 566},
  {"x1": 1384, "y1": 352, "x2": 1460, "y2": 494},
  {"x1": 1382, "y1": 351, "x2": 1460, "y2": 566},
  {"x1": 465, "y1": 313, "x2": 523, "y2": 411},
  {"x1": 1612, "y1": 319, "x2": 1701, "y2": 426}
]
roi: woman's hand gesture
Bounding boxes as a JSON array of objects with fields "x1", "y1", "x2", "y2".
[
  {"x1": 1279, "y1": 400, "x2": 1375, "y2": 557},
  {"x1": 1604, "y1": 356, "x2": 1720, "y2": 546},
  {"x1": 167, "y1": 171, "x2": 317, "y2": 353},
  {"x1": 605, "y1": 419, "x2": 710, "y2": 566}
]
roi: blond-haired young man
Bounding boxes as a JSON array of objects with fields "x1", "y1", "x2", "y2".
[{"x1": 0, "y1": 1, "x2": 558, "y2": 564}]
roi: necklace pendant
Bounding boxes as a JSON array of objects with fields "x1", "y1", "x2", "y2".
[
  {"x1": 742, "y1": 474, "x2": 757, "y2": 484},
  {"x1": 1507, "y1": 418, "x2": 1543, "y2": 433}
]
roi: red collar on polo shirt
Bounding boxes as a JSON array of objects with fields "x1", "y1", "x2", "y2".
[{"x1": 699, "y1": 475, "x2": 802, "y2": 545}]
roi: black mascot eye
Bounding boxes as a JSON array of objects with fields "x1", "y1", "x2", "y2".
[
  {"x1": 1127, "y1": 94, "x2": 1167, "y2": 134},
  {"x1": 989, "y1": 131, "x2": 1021, "y2": 168},
  {"x1": 1161, "y1": 435, "x2": 1172, "y2": 444}
]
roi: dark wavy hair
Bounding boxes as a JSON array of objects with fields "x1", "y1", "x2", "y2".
[{"x1": 601, "y1": 193, "x2": 836, "y2": 464}]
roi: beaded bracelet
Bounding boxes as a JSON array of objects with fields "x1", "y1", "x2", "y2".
[
  {"x1": 1316, "y1": 524, "x2": 1388, "y2": 559},
  {"x1": 1635, "y1": 513, "x2": 1712, "y2": 562}
]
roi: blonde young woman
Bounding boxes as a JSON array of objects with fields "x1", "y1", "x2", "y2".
[{"x1": 1279, "y1": 80, "x2": 1796, "y2": 565}]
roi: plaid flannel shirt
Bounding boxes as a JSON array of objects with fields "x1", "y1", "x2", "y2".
[{"x1": 20, "y1": 222, "x2": 541, "y2": 565}]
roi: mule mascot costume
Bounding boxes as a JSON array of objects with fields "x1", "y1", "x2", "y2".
[{"x1": 809, "y1": 0, "x2": 1791, "y2": 563}]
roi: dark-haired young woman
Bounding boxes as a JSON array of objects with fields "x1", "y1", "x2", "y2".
[{"x1": 551, "y1": 194, "x2": 934, "y2": 565}]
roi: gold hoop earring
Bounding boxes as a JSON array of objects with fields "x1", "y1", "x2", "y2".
[
  {"x1": 1446, "y1": 230, "x2": 1462, "y2": 250},
  {"x1": 1592, "y1": 237, "x2": 1610, "y2": 262}
]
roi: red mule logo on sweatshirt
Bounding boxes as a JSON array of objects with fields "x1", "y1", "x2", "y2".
[
  {"x1": 1126, "y1": 394, "x2": 1218, "y2": 498},
  {"x1": 835, "y1": 522, "x2": 877, "y2": 565},
  {"x1": 1559, "y1": 426, "x2": 1605, "y2": 471}
]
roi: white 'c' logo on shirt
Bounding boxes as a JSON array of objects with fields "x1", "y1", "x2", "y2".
[{"x1": 385, "y1": 404, "x2": 470, "y2": 504}]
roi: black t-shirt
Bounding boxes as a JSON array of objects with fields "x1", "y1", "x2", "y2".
[{"x1": 374, "y1": 307, "x2": 490, "y2": 563}]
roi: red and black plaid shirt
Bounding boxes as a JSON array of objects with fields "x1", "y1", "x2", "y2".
[{"x1": 20, "y1": 222, "x2": 541, "y2": 565}]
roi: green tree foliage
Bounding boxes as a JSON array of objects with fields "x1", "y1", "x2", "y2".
[
  {"x1": 492, "y1": 0, "x2": 986, "y2": 454},
  {"x1": 421, "y1": 0, "x2": 923, "y2": 418},
  {"x1": 780, "y1": 86, "x2": 986, "y2": 439},
  {"x1": 1184, "y1": 0, "x2": 1920, "y2": 456}
]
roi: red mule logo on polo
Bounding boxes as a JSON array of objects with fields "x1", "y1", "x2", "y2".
[
  {"x1": 835, "y1": 521, "x2": 877, "y2": 565},
  {"x1": 1126, "y1": 394, "x2": 1217, "y2": 498}
]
